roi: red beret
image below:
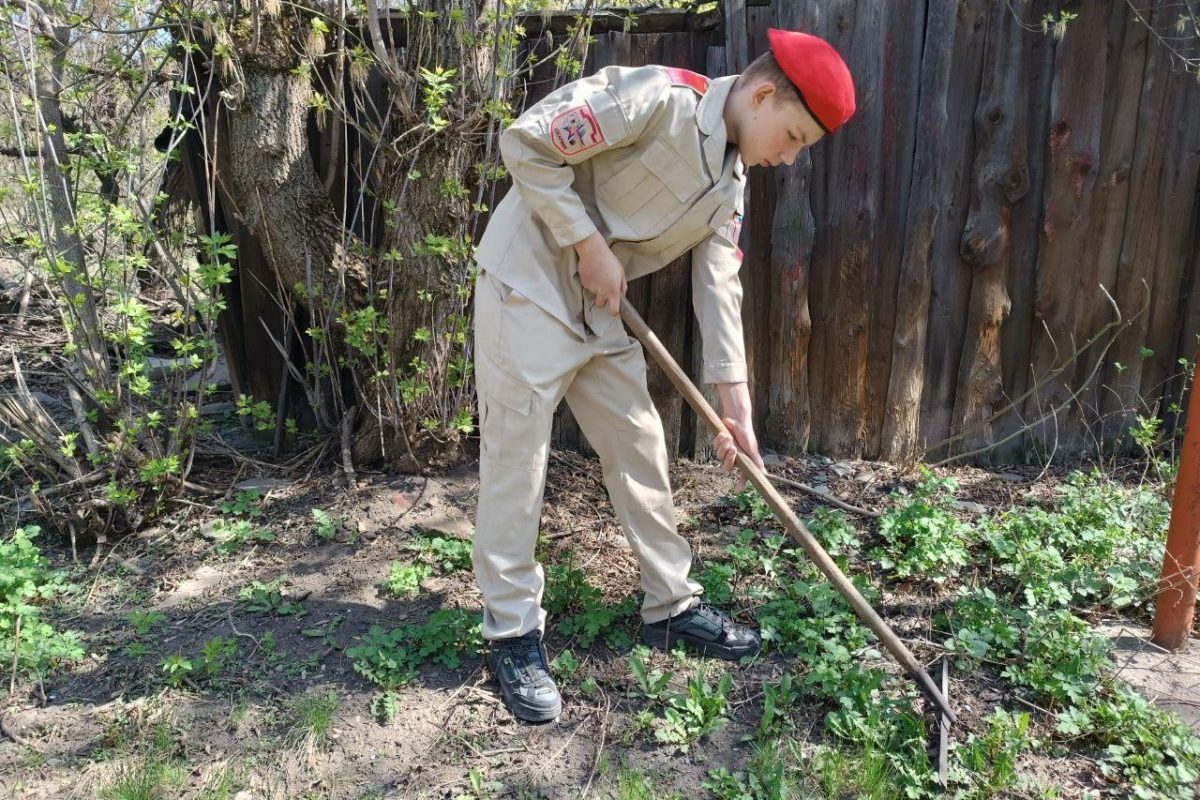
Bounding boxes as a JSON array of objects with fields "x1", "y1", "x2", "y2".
[{"x1": 767, "y1": 28, "x2": 856, "y2": 133}]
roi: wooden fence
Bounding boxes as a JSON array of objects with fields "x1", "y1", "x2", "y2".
[
  {"x1": 525, "y1": 1, "x2": 1200, "y2": 465},
  {"x1": 195, "y1": 1, "x2": 1200, "y2": 465}
]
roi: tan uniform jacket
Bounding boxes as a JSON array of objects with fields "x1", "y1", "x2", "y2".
[{"x1": 475, "y1": 65, "x2": 749, "y2": 385}]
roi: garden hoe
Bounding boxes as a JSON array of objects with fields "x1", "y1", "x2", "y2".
[{"x1": 619, "y1": 298, "x2": 957, "y2": 726}]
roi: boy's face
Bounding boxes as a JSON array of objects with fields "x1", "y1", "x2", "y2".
[{"x1": 734, "y1": 81, "x2": 825, "y2": 168}]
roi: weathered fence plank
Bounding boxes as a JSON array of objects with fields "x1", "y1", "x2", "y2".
[
  {"x1": 916, "y1": 0, "x2": 991, "y2": 456},
  {"x1": 863, "y1": 0, "x2": 925, "y2": 459},
  {"x1": 1101, "y1": 1, "x2": 1179, "y2": 450},
  {"x1": 878, "y1": 0, "x2": 962, "y2": 462},
  {"x1": 949, "y1": 0, "x2": 1030, "y2": 464}
]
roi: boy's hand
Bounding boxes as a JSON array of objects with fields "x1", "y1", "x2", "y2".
[
  {"x1": 573, "y1": 232, "x2": 627, "y2": 316},
  {"x1": 714, "y1": 383, "x2": 764, "y2": 491}
]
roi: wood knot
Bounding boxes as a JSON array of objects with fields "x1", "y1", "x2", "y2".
[
  {"x1": 1070, "y1": 155, "x2": 1093, "y2": 198},
  {"x1": 1004, "y1": 166, "x2": 1030, "y2": 202},
  {"x1": 1049, "y1": 120, "x2": 1071, "y2": 151}
]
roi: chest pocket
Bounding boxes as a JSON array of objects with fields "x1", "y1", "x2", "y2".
[{"x1": 596, "y1": 139, "x2": 706, "y2": 239}]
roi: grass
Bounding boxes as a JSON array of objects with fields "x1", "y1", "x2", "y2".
[
  {"x1": 99, "y1": 758, "x2": 188, "y2": 800},
  {"x1": 289, "y1": 688, "x2": 339, "y2": 741},
  {"x1": 96, "y1": 716, "x2": 187, "y2": 800},
  {"x1": 612, "y1": 762, "x2": 683, "y2": 800}
]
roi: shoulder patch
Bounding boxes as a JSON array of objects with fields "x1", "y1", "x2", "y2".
[
  {"x1": 550, "y1": 104, "x2": 605, "y2": 157},
  {"x1": 662, "y1": 67, "x2": 710, "y2": 96}
]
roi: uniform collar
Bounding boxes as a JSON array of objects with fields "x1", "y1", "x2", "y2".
[
  {"x1": 697, "y1": 74, "x2": 737, "y2": 137},
  {"x1": 698, "y1": 74, "x2": 743, "y2": 183}
]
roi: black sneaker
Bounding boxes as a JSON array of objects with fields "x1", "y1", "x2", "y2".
[
  {"x1": 487, "y1": 631, "x2": 562, "y2": 723},
  {"x1": 642, "y1": 599, "x2": 761, "y2": 660}
]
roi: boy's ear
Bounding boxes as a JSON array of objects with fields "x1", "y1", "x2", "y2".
[{"x1": 750, "y1": 80, "x2": 779, "y2": 107}]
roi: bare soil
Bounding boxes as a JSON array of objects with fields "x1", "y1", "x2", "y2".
[{"x1": 0, "y1": 450, "x2": 1196, "y2": 799}]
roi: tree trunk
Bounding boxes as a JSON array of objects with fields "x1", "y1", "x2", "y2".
[
  {"x1": 219, "y1": 3, "x2": 498, "y2": 471},
  {"x1": 34, "y1": 20, "x2": 112, "y2": 406}
]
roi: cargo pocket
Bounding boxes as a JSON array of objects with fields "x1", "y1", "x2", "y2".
[{"x1": 479, "y1": 361, "x2": 546, "y2": 473}]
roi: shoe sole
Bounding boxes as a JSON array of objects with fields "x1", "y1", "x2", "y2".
[
  {"x1": 499, "y1": 692, "x2": 561, "y2": 724},
  {"x1": 641, "y1": 627, "x2": 759, "y2": 661}
]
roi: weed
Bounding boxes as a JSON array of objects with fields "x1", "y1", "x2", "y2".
[
  {"x1": 806, "y1": 507, "x2": 860, "y2": 558},
  {"x1": 455, "y1": 767, "x2": 503, "y2": 800},
  {"x1": 550, "y1": 648, "x2": 579, "y2": 681},
  {"x1": 311, "y1": 508, "x2": 340, "y2": 541},
  {"x1": 872, "y1": 468, "x2": 970, "y2": 583},
  {"x1": 825, "y1": 700, "x2": 935, "y2": 793},
  {"x1": 800, "y1": 742, "x2": 906, "y2": 800},
  {"x1": 940, "y1": 468, "x2": 1200, "y2": 799},
  {"x1": 347, "y1": 607, "x2": 482, "y2": 690},
  {"x1": 983, "y1": 470, "x2": 1168, "y2": 612},
  {"x1": 220, "y1": 489, "x2": 263, "y2": 518},
  {"x1": 159, "y1": 654, "x2": 193, "y2": 687},
  {"x1": 1057, "y1": 685, "x2": 1200, "y2": 798},
  {"x1": 1002, "y1": 610, "x2": 1111, "y2": 705},
  {"x1": 607, "y1": 765, "x2": 683, "y2": 800},
  {"x1": 697, "y1": 560, "x2": 735, "y2": 606},
  {"x1": 543, "y1": 563, "x2": 636, "y2": 649},
  {"x1": 99, "y1": 756, "x2": 188, "y2": 800},
  {"x1": 407, "y1": 530, "x2": 473, "y2": 571},
  {"x1": 371, "y1": 690, "x2": 403, "y2": 723},
  {"x1": 300, "y1": 615, "x2": 344, "y2": 648},
  {"x1": 199, "y1": 636, "x2": 238, "y2": 679},
  {"x1": 628, "y1": 645, "x2": 672, "y2": 700},
  {"x1": 947, "y1": 709, "x2": 1034, "y2": 797},
  {"x1": 383, "y1": 561, "x2": 432, "y2": 598},
  {"x1": 236, "y1": 579, "x2": 306, "y2": 616},
  {"x1": 614, "y1": 763, "x2": 659, "y2": 800},
  {"x1": 213, "y1": 519, "x2": 275, "y2": 554},
  {"x1": 123, "y1": 641, "x2": 150, "y2": 658},
  {"x1": 0, "y1": 525, "x2": 84, "y2": 680},
  {"x1": 727, "y1": 485, "x2": 773, "y2": 524},
  {"x1": 653, "y1": 667, "x2": 732, "y2": 751},
  {"x1": 758, "y1": 672, "x2": 802, "y2": 738},
  {"x1": 126, "y1": 610, "x2": 166, "y2": 636}
]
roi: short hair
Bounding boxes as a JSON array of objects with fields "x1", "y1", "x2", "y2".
[{"x1": 737, "y1": 50, "x2": 803, "y2": 105}]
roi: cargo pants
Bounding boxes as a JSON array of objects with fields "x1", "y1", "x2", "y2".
[{"x1": 472, "y1": 269, "x2": 702, "y2": 641}]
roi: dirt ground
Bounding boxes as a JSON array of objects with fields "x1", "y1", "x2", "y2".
[{"x1": 1, "y1": 450, "x2": 1198, "y2": 799}]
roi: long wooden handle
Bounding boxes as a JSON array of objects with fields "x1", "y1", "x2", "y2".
[{"x1": 620, "y1": 298, "x2": 957, "y2": 724}]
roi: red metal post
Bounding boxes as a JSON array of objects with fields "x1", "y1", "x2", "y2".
[{"x1": 1152, "y1": 345, "x2": 1200, "y2": 651}]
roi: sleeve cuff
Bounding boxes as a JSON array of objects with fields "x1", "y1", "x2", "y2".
[
  {"x1": 703, "y1": 361, "x2": 748, "y2": 385},
  {"x1": 550, "y1": 215, "x2": 599, "y2": 249}
]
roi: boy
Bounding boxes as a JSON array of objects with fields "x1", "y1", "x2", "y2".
[{"x1": 472, "y1": 28, "x2": 855, "y2": 722}]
